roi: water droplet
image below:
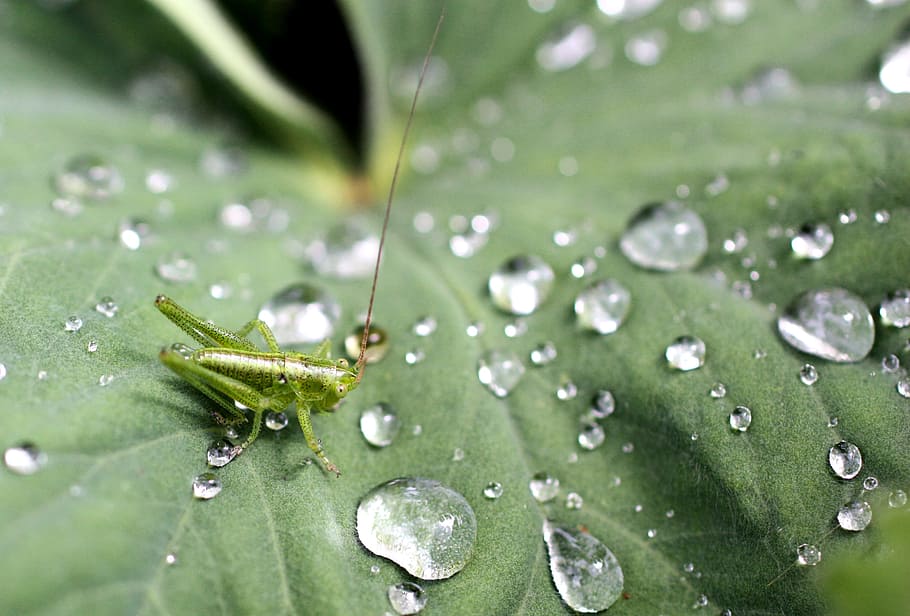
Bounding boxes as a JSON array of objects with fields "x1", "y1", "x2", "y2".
[
  {"x1": 863, "y1": 476, "x2": 879, "y2": 491},
  {"x1": 98, "y1": 374, "x2": 114, "y2": 387},
  {"x1": 565, "y1": 492, "x2": 584, "y2": 509},
  {"x1": 679, "y1": 5, "x2": 713, "y2": 31},
  {"x1": 118, "y1": 218, "x2": 152, "y2": 250},
  {"x1": 0, "y1": 363, "x2": 7, "y2": 380},
  {"x1": 3, "y1": 442, "x2": 47, "y2": 475},
  {"x1": 258, "y1": 284, "x2": 341, "y2": 346},
  {"x1": 620, "y1": 201, "x2": 707, "y2": 271},
  {"x1": 729, "y1": 406, "x2": 752, "y2": 431},
  {"x1": 192, "y1": 472, "x2": 222, "y2": 499},
  {"x1": 556, "y1": 379, "x2": 579, "y2": 401},
  {"x1": 207, "y1": 439, "x2": 239, "y2": 467},
  {"x1": 570, "y1": 256, "x2": 597, "y2": 279},
  {"x1": 344, "y1": 324, "x2": 389, "y2": 364},
  {"x1": 477, "y1": 349, "x2": 525, "y2": 398},
  {"x1": 64, "y1": 315, "x2": 83, "y2": 332},
  {"x1": 879, "y1": 42, "x2": 910, "y2": 94},
  {"x1": 621, "y1": 442, "x2": 635, "y2": 453},
  {"x1": 465, "y1": 321, "x2": 484, "y2": 337},
  {"x1": 796, "y1": 543, "x2": 822, "y2": 566},
  {"x1": 889, "y1": 489, "x2": 907, "y2": 508},
  {"x1": 791, "y1": 223, "x2": 834, "y2": 260},
  {"x1": 591, "y1": 390, "x2": 616, "y2": 418},
  {"x1": 95, "y1": 296, "x2": 118, "y2": 318},
  {"x1": 882, "y1": 354, "x2": 900, "y2": 373},
  {"x1": 880, "y1": 289, "x2": 910, "y2": 327},
  {"x1": 357, "y1": 477, "x2": 477, "y2": 580},
  {"x1": 265, "y1": 411, "x2": 288, "y2": 431},
  {"x1": 483, "y1": 481, "x2": 504, "y2": 500},
  {"x1": 874, "y1": 209, "x2": 891, "y2": 224},
  {"x1": 574, "y1": 279, "x2": 632, "y2": 334},
  {"x1": 53, "y1": 154, "x2": 124, "y2": 200},
  {"x1": 530, "y1": 341, "x2": 558, "y2": 366},
  {"x1": 387, "y1": 582, "x2": 427, "y2": 615},
  {"x1": 412, "y1": 316, "x2": 437, "y2": 337},
  {"x1": 208, "y1": 282, "x2": 233, "y2": 300},
  {"x1": 488, "y1": 255, "x2": 555, "y2": 315},
  {"x1": 838, "y1": 209, "x2": 858, "y2": 224},
  {"x1": 578, "y1": 422, "x2": 606, "y2": 450},
  {"x1": 200, "y1": 146, "x2": 247, "y2": 178},
  {"x1": 777, "y1": 288, "x2": 874, "y2": 362},
  {"x1": 722, "y1": 229, "x2": 748, "y2": 254},
  {"x1": 404, "y1": 349, "x2": 426, "y2": 365},
  {"x1": 360, "y1": 403, "x2": 400, "y2": 447},
  {"x1": 829, "y1": 441, "x2": 863, "y2": 479},
  {"x1": 542, "y1": 521, "x2": 624, "y2": 612},
  {"x1": 739, "y1": 67, "x2": 799, "y2": 104},
  {"x1": 144, "y1": 169, "x2": 173, "y2": 194},
  {"x1": 155, "y1": 252, "x2": 197, "y2": 283},
  {"x1": 224, "y1": 426, "x2": 239, "y2": 440},
  {"x1": 165, "y1": 552, "x2": 178, "y2": 566},
  {"x1": 450, "y1": 447, "x2": 465, "y2": 462},
  {"x1": 665, "y1": 336, "x2": 706, "y2": 371},
  {"x1": 503, "y1": 318, "x2": 529, "y2": 338},
  {"x1": 897, "y1": 379, "x2": 910, "y2": 398},
  {"x1": 553, "y1": 229, "x2": 577, "y2": 247},
  {"x1": 51, "y1": 196, "x2": 83, "y2": 216},
  {"x1": 705, "y1": 173, "x2": 730, "y2": 196},
  {"x1": 370, "y1": 564, "x2": 381, "y2": 575},
  {"x1": 625, "y1": 30, "x2": 667, "y2": 66},
  {"x1": 712, "y1": 0, "x2": 751, "y2": 23},
  {"x1": 837, "y1": 500, "x2": 872, "y2": 531},
  {"x1": 709, "y1": 383, "x2": 727, "y2": 398},
  {"x1": 305, "y1": 219, "x2": 379, "y2": 279},
  {"x1": 536, "y1": 23, "x2": 596, "y2": 72},
  {"x1": 529, "y1": 472, "x2": 560, "y2": 502},
  {"x1": 799, "y1": 364, "x2": 819, "y2": 385},
  {"x1": 37, "y1": 370, "x2": 49, "y2": 381}
]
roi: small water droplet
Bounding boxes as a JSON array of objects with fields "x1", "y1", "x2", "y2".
[
  {"x1": 646, "y1": 528, "x2": 657, "y2": 539},
  {"x1": 881, "y1": 354, "x2": 900, "y2": 373},
  {"x1": 570, "y1": 256, "x2": 597, "y2": 279},
  {"x1": 729, "y1": 405, "x2": 752, "y2": 431},
  {"x1": 574, "y1": 279, "x2": 632, "y2": 335},
  {"x1": 483, "y1": 481, "x2": 504, "y2": 500},
  {"x1": 880, "y1": 289, "x2": 910, "y2": 327},
  {"x1": 3, "y1": 442, "x2": 47, "y2": 475},
  {"x1": 897, "y1": 379, "x2": 910, "y2": 398},
  {"x1": 265, "y1": 411, "x2": 288, "y2": 431},
  {"x1": 778, "y1": 288, "x2": 874, "y2": 362},
  {"x1": 412, "y1": 316, "x2": 437, "y2": 337},
  {"x1": 387, "y1": 582, "x2": 427, "y2": 615},
  {"x1": 344, "y1": 324, "x2": 389, "y2": 364},
  {"x1": 98, "y1": 374, "x2": 114, "y2": 387},
  {"x1": 64, "y1": 315, "x2": 83, "y2": 332},
  {"x1": 504, "y1": 318, "x2": 529, "y2": 338},
  {"x1": 465, "y1": 321, "x2": 484, "y2": 338},
  {"x1": 95, "y1": 296, "x2": 119, "y2": 318},
  {"x1": 165, "y1": 552, "x2": 178, "y2": 566},
  {"x1": 862, "y1": 476, "x2": 879, "y2": 491},
  {"x1": 829, "y1": 441, "x2": 863, "y2": 479},
  {"x1": 620, "y1": 201, "x2": 707, "y2": 271},
  {"x1": 837, "y1": 500, "x2": 872, "y2": 531},
  {"x1": 360, "y1": 403, "x2": 400, "y2": 447},
  {"x1": 53, "y1": 153, "x2": 124, "y2": 200},
  {"x1": 529, "y1": 472, "x2": 560, "y2": 502},
  {"x1": 305, "y1": 219, "x2": 379, "y2": 279},
  {"x1": 51, "y1": 196, "x2": 83, "y2": 216},
  {"x1": 542, "y1": 521, "x2": 624, "y2": 612},
  {"x1": 530, "y1": 341, "x2": 558, "y2": 366},
  {"x1": 556, "y1": 379, "x2": 579, "y2": 401},
  {"x1": 709, "y1": 382, "x2": 727, "y2": 398},
  {"x1": 192, "y1": 472, "x2": 222, "y2": 499},
  {"x1": 536, "y1": 22, "x2": 596, "y2": 72},
  {"x1": 624, "y1": 30, "x2": 667, "y2": 66},
  {"x1": 722, "y1": 229, "x2": 748, "y2": 254},
  {"x1": 713, "y1": 0, "x2": 751, "y2": 23},
  {"x1": 739, "y1": 67, "x2": 799, "y2": 104},
  {"x1": 155, "y1": 252, "x2": 197, "y2": 283},
  {"x1": 888, "y1": 489, "x2": 907, "y2": 508},
  {"x1": 207, "y1": 439, "x2": 239, "y2": 467},
  {"x1": 118, "y1": 218, "x2": 152, "y2": 250},
  {"x1": 679, "y1": 5, "x2": 713, "y2": 31},
  {"x1": 796, "y1": 543, "x2": 821, "y2": 566},
  {"x1": 665, "y1": 336, "x2": 706, "y2": 371},
  {"x1": 370, "y1": 564, "x2": 381, "y2": 575},
  {"x1": 621, "y1": 442, "x2": 634, "y2": 453},
  {"x1": 477, "y1": 349, "x2": 525, "y2": 397},
  {"x1": 37, "y1": 370, "x2": 49, "y2": 381},
  {"x1": 144, "y1": 169, "x2": 173, "y2": 194},
  {"x1": 259, "y1": 283, "x2": 341, "y2": 346},
  {"x1": 565, "y1": 492, "x2": 584, "y2": 509},
  {"x1": 357, "y1": 477, "x2": 477, "y2": 580},
  {"x1": 451, "y1": 447, "x2": 465, "y2": 462},
  {"x1": 791, "y1": 223, "x2": 834, "y2": 260},
  {"x1": 488, "y1": 255, "x2": 555, "y2": 315},
  {"x1": 404, "y1": 349, "x2": 426, "y2": 365},
  {"x1": 0, "y1": 363, "x2": 7, "y2": 380},
  {"x1": 874, "y1": 209, "x2": 891, "y2": 224},
  {"x1": 591, "y1": 389, "x2": 616, "y2": 418},
  {"x1": 838, "y1": 209, "x2": 858, "y2": 224},
  {"x1": 799, "y1": 364, "x2": 819, "y2": 385},
  {"x1": 578, "y1": 422, "x2": 606, "y2": 450}
]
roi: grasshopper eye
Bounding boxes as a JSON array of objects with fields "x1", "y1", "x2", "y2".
[
  {"x1": 336, "y1": 384, "x2": 347, "y2": 396},
  {"x1": 337, "y1": 358, "x2": 348, "y2": 367}
]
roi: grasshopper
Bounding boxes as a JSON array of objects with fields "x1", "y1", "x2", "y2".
[{"x1": 155, "y1": 11, "x2": 445, "y2": 476}]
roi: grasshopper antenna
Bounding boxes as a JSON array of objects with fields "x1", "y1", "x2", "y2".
[{"x1": 355, "y1": 8, "x2": 446, "y2": 383}]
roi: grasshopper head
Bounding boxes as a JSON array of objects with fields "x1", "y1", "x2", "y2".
[{"x1": 321, "y1": 357, "x2": 359, "y2": 409}]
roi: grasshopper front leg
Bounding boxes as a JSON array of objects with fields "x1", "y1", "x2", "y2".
[{"x1": 295, "y1": 396, "x2": 340, "y2": 477}]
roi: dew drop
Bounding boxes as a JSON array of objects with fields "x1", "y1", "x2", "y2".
[
  {"x1": 258, "y1": 283, "x2": 341, "y2": 346},
  {"x1": 897, "y1": 379, "x2": 910, "y2": 398},
  {"x1": 344, "y1": 324, "x2": 389, "y2": 364},
  {"x1": 504, "y1": 318, "x2": 529, "y2": 338},
  {"x1": 404, "y1": 349, "x2": 426, "y2": 365},
  {"x1": 95, "y1": 296, "x2": 119, "y2": 318},
  {"x1": 483, "y1": 481, "x2": 504, "y2": 500},
  {"x1": 556, "y1": 379, "x2": 579, "y2": 401},
  {"x1": 209, "y1": 282, "x2": 232, "y2": 300},
  {"x1": 791, "y1": 223, "x2": 834, "y2": 260},
  {"x1": 37, "y1": 370, "x2": 48, "y2": 381},
  {"x1": 591, "y1": 390, "x2": 616, "y2": 418},
  {"x1": 488, "y1": 255, "x2": 555, "y2": 315},
  {"x1": 565, "y1": 492, "x2": 584, "y2": 509},
  {"x1": 882, "y1": 354, "x2": 900, "y2": 373},
  {"x1": 722, "y1": 229, "x2": 748, "y2": 254},
  {"x1": 880, "y1": 289, "x2": 910, "y2": 327},
  {"x1": 728, "y1": 406, "x2": 752, "y2": 432},
  {"x1": 413, "y1": 316, "x2": 437, "y2": 337},
  {"x1": 829, "y1": 441, "x2": 863, "y2": 479},
  {"x1": 624, "y1": 30, "x2": 667, "y2": 66},
  {"x1": 529, "y1": 472, "x2": 560, "y2": 502},
  {"x1": 543, "y1": 521, "x2": 624, "y2": 612},
  {"x1": 387, "y1": 582, "x2": 427, "y2": 615},
  {"x1": 98, "y1": 374, "x2": 114, "y2": 387},
  {"x1": 207, "y1": 439, "x2": 239, "y2": 467},
  {"x1": 574, "y1": 279, "x2": 631, "y2": 334},
  {"x1": 530, "y1": 341, "x2": 558, "y2": 366},
  {"x1": 465, "y1": 321, "x2": 484, "y2": 337},
  {"x1": 799, "y1": 364, "x2": 819, "y2": 385},
  {"x1": 536, "y1": 23, "x2": 596, "y2": 72},
  {"x1": 570, "y1": 256, "x2": 597, "y2": 279},
  {"x1": 712, "y1": 0, "x2": 751, "y2": 23},
  {"x1": 3, "y1": 442, "x2": 47, "y2": 475},
  {"x1": 370, "y1": 564, "x2": 381, "y2": 575},
  {"x1": 837, "y1": 500, "x2": 872, "y2": 531},
  {"x1": 305, "y1": 219, "x2": 379, "y2": 279},
  {"x1": 360, "y1": 403, "x2": 401, "y2": 447},
  {"x1": 874, "y1": 209, "x2": 891, "y2": 224},
  {"x1": 796, "y1": 543, "x2": 822, "y2": 566},
  {"x1": 863, "y1": 476, "x2": 879, "y2": 491},
  {"x1": 356, "y1": 477, "x2": 477, "y2": 580},
  {"x1": 118, "y1": 218, "x2": 152, "y2": 250},
  {"x1": 165, "y1": 553, "x2": 178, "y2": 566},
  {"x1": 620, "y1": 201, "x2": 708, "y2": 271},
  {"x1": 265, "y1": 411, "x2": 288, "y2": 431},
  {"x1": 452, "y1": 447, "x2": 465, "y2": 462},
  {"x1": 64, "y1": 315, "x2": 83, "y2": 332},
  {"x1": 51, "y1": 196, "x2": 83, "y2": 216},
  {"x1": 679, "y1": 5, "x2": 713, "y2": 31},
  {"x1": 739, "y1": 67, "x2": 799, "y2": 104},
  {"x1": 889, "y1": 489, "x2": 907, "y2": 508},
  {"x1": 621, "y1": 442, "x2": 635, "y2": 453},
  {"x1": 0, "y1": 363, "x2": 7, "y2": 380},
  {"x1": 777, "y1": 288, "x2": 874, "y2": 362},
  {"x1": 192, "y1": 472, "x2": 222, "y2": 499},
  {"x1": 477, "y1": 349, "x2": 525, "y2": 398},
  {"x1": 578, "y1": 422, "x2": 606, "y2": 450},
  {"x1": 665, "y1": 335, "x2": 706, "y2": 371},
  {"x1": 596, "y1": 0, "x2": 663, "y2": 19},
  {"x1": 155, "y1": 252, "x2": 198, "y2": 283},
  {"x1": 53, "y1": 153, "x2": 124, "y2": 200},
  {"x1": 838, "y1": 209, "x2": 858, "y2": 225},
  {"x1": 709, "y1": 382, "x2": 727, "y2": 398},
  {"x1": 145, "y1": 169, "x2": 173, "y2": 194}
]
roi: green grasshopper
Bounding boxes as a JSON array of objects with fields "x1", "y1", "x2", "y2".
[{"x1": 155, "y1": 11, "x2": 444, "y2": 477}]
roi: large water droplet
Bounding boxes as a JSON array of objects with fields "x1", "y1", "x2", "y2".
[
  {"x1": 488, "y1": 255, "x2": 555, "y2": 315},
  {"x1": 529, "y1": 472, "x2": 560, "y2": 502},
  {"x1": 591, "y1": 390, "x2": 616, "y2": 418},
  {"x1": 799, "y1": 363, "x2": 819, "y2": 385},
  {"x1": 837, "y1": 500, "x2": 872, "y2": 531},
  {"x1": 265, "y1": 411, "x2": 288, "y2": 431},
  {"x1": 578, "y1": 422, "x2": 606, "y2": 450},
  {"x1": 796, "y1": 543, "x2": 822, "y2": 566},
  {"x1": 53, "y1": 154, "x2": 124, "y2": 200},
  {"x1": 596, "y1": 0, "x2": 663, "y2": 20},
  {"x1": 574, "y1": 279, "x2": 631, "y2": 334},
  {"x1": 207, "y1": 439, "x2": 239, "y2": 467},
  {"x1": 192, "y1": 472, "x2": 222, "y2": 499},
  {"x1": 880, "y1": 41, "x2": 910, "y2": 93},
  {"x1": 543, "y1": 521, "x2": 624, "y2": 612},
  {"x1": 155, "y1": 252, "x2": 198, "y2": 283},
  {"x1": 665, "y1": 336, "x2": 706, "y2": 371},
  {"x1": 357, "y1": 477, "x2": 476, "y2": 580},
  {"x1": 777, "y1": 288, "x2": 874, "y2": 362},
  {"x1": 344, "y1": 324, "x2": 389, "y2": 364},
  {"x1": 477, "y1": 349, "x2": 525, "y2": 397},
  {"x1": 305, "y1": 219, "x2": 379, "y2": 279},
  {"x1": 791, "y1": 223, "x2": 834, "y2": 260},
  {"x1": 728, "y1": 406, "x2": 752, "y2": 431},
  {"x1": 360, "y1": 402, "x2": 401, "y2": 447},
  {"x1": 880, "y1": 289, "x2": 910, "y2": 327},
  {"x1": 64, "y1": 315, "x2": 83, "y2": 332},
  {"x1": 3, "y1": 442, "x2": 47, "y2": 475},
  {"x1": 829, "y1": 441, "x2": 863, "y2": 479},
  {"x1": 258, "y1": 283, "x2": 341, "y2": 346},
  {"x1": 620, "y1": 202, "x2": 708, "y2": 271},
  {"x1": 536, "y1": 23, "x2": 596, "y2": 72},
  {"x1": 388, "y1": 582, "x2": 427, "y2": 615}
]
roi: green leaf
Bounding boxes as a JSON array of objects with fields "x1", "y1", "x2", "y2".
[{"x1": 2, "y1": 1, "x2": 910, "y2": 615}]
